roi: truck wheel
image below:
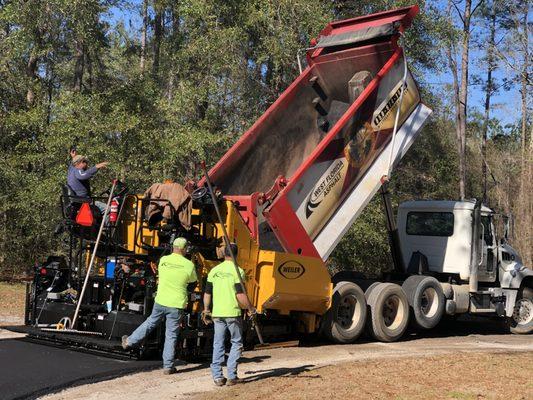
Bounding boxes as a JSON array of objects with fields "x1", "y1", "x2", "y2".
[
  {"x1": 509, "y1": 287, "x2": 533, "y2": 334},
  {"x1": 367, "y1": 283, "x2": 409, "y2": 342},
  {"x1": 402, "y1": 276, "x2": 445, "y2": 330},
  {"x1": 364, "y1": 282, "x2": 381, "y2": 301},
  {"x1": 322, "y1": 281, "x2": 367, "y2": 344}
]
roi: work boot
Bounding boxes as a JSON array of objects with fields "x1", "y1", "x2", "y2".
[
  {"x1": 213, "y1": 377, "x2": 227, "y2": 386},
  {"x1": 163, "y1": 367, "x2": 177, "y2": 375},
  {"x1": 226, "y1": 378, "x2": 241, "y2": 386},
  {"x1": 121, "y1": 335, "x2": 129, "y2": 350}
]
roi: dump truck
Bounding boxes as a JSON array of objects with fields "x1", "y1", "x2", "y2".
[{"x1": 23, "y1": 5, "x2": 532, "y2": 359}]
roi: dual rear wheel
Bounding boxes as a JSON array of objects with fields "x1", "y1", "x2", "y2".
[
  {"x1": 322, "y1": 281, "x2": 411, "y2": 343},
  {"x1": 321, "y1": 281, "x2": 367, "y2": 344},
  {"x1": 323, "y1": 276, "x2": 447, "y2": 344}
]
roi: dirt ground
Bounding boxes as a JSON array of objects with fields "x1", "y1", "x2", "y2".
[
  {"x1": 0, "y1": 282, "x2": 25, "y2": 325},
  {"x1": 41, "y1": 328, "x2": 533, "y2": 400},
  {"x1": 193, "y1": 352, "x2": 533, "y2": 400}
]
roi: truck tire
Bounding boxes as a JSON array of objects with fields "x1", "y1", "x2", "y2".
[
  {"x1": 322, "y1": 281, "x2": 367, "y2": 344},
  {"x1": 509, "y1": 287, "x2": 533, "y2": 334},
  {"x1": 364, "y1": 282, "x2": 381, "y2": 301},
  {"x1": 402, "y1": 276, "x2": 445, "y2": 330},
  {"x1": 367, "y1": 283, "x2": 409, "y2": 342}
]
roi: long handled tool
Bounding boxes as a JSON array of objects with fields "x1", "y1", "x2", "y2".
[
  {"x1": 200, "y1": 162, "x2": 266, "y2": 346},
  {"x1": 71, "y1": 179, "x2": 117, "y2": 329}
]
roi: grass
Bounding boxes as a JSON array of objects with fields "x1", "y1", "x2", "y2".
[{"x1": 193, "y1": 352, "x2": 533, "y2": 400}]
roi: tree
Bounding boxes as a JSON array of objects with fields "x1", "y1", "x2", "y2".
[
  {"x1": 445, "y1": 0, "x2": 485, "y2": 200},
  {"x1": 140, "y1": 0, "x2": 148, "y2": 74},
  {"x1": 0, "y1": 0, "x2": 530, "y2": 276},
  {"x1": 481, "y1": 0, "x2": 497, "y2": 202}
]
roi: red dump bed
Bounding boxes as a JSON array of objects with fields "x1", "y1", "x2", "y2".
[{"x1": 200, "y1": 5, "x2": 432, "y2": 260}]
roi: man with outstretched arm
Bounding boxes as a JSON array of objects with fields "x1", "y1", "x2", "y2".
[
  {"x1": 122, "y1": 237, "x2": 197, "y2": 374},
  {"x1": 202, "y1": 243, "x2": 256, "y2": 386},
  {"x1": 67, "y1": 154, "x2": 109, "y2": 215}
]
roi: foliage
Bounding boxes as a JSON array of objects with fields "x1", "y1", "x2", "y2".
[{"x1": 0, "y1": 0, "x2": 530, "y2": 278}]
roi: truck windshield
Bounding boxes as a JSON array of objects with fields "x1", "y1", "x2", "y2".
[{"x1": 406, "y1": 212, "x2": 454, "y2": 237}]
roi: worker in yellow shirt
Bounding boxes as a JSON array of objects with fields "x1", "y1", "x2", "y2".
[
  {"x1": 202, "y1": 243, "x2": 255, "y2": 386},
  {"x1": 122, "y1": 237, "x2": 197, "y2": 374}
]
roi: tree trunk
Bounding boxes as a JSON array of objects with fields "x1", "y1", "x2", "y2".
[
  {"x1": 167, "y1": 5, "x2": 180, "y2": 100},
  {"x1": 518, "y1": 1, "x2": 531, "y2": 266},
  {"x1": 46, "y1": 61, "x2": 53, "y2": 125},
  {"x1": 519, "y1": 1, "x2": 528, "y2": 171},
  {"x1": 446, "y1": 0, "x2": 464, "y2": 200},
  {"x1": 482, "y1": 0, "x2": 496, "y2": 203},
  {"x1": 25, "y1": 51, "x2": 38, "y2": 106},
  {"x1": 86, "y1": 51, "x2": 93, "y2": 91},
  {"x1": 140, "y1": 0, "x2": 148, "y2": 74},
  {"x1": 73, "y1": 39, "x2": 85, "y2": 92},
  {"x1": 457, "y1": 0, "x2": 473, "y2": 201},
  {"x1": 152, "y1": 8, "x2": 163, "y2": 77}
]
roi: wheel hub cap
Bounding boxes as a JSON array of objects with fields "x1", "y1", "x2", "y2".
[{"x1": 513, "y1": 298, "x2": 533, "y2": 325}]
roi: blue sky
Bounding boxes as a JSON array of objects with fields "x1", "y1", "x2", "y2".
[
  {"x1": 107, "y1": 1, "x2": 527, "y2": 130},
  {"x1": 426, "y1": 0, "x2": 527, "y2": 129}
]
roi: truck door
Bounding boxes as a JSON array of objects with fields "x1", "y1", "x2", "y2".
[{"x1": 479, "y1": 214, "x2": 497, "y2": 282}]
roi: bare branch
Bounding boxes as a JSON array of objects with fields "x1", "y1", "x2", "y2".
[
  {"x1": 471, "y1": 0, "x2": 485, "y2": 17},
  {"x1": 493, "y1": 45, "x2": 529, "y2": 81},
  {"x1": 452, "y1": 1, "x2": 466, "y2": 25}
]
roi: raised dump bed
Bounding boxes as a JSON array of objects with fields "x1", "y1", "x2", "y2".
[{"x1": 204, "y1": 5, "x2": 432, "y2": 260}]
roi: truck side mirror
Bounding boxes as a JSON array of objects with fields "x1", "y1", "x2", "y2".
[{"x1": 503, "y1": 214, "x2": 513, "y2": 242}]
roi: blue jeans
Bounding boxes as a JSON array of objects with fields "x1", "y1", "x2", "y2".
[
  {"x1": 211, "y1": 317, "x2": 243, "y2": 380},
  {"x1": 127, "y1": 302, "x2": 183, "y2": 369}
]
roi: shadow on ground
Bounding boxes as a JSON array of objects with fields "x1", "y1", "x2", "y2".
[
  {"x1": 242, "y1": 364, "x2": 316, "y2": 383},
  {"x1": 299, "y1": 315, "x2": 510, "y2": 347}
]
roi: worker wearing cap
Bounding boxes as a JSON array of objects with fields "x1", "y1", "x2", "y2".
[
  {"x1": 202, "y1": 243, "x2": 255, "y2": 386},
  {"x1": 67, "y1": 154, "x2": 109, "y2": 215},
  {"x1": 122, "y1": 237, "x2": 197, "y2": 374},
  {"x1": 67, "y1": 155, "x2": 109, "y2": 198}
]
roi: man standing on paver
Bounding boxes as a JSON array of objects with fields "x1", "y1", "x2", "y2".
[
  {"x1": 122, "y1": 237, "x2": 197, "y2": 374},
  {"x1": 202, "y1": 243, "x2": 255, "y2": 386}
]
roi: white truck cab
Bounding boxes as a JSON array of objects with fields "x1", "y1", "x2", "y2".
[{"x1": 396, "y1": 199, "x2": 532, "y2": 332}]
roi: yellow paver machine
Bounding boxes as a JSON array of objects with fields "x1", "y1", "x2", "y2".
[{"x1": 24, "y1": 6, "x2": 432, "y2": 358}]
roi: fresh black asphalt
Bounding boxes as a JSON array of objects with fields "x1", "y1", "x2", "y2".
[{"x1": 0, "y1": 338, "x2": 159, "y2": 400}]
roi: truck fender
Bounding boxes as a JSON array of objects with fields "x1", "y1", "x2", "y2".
[
  {"x1": 501, "y1": 272, "x2": 533, "y2": 317},
  {"x1": 500, "y1": 262, "x2": 533, "y2": 289}
]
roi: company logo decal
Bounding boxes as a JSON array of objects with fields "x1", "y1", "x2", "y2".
[
  {"x1": 278, "y1": 261, "x2": 305, "y2": 279},
  {"x1": 372, "y1": 81, "x2": 409, "y2": 129},
  {"x1": 305, "y1": 159, "x2": 345, "y2": 218}
]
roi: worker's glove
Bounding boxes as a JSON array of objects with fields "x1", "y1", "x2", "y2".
[{"x1": 201, "y1": 309, "x2": 212, "y2": 325}]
